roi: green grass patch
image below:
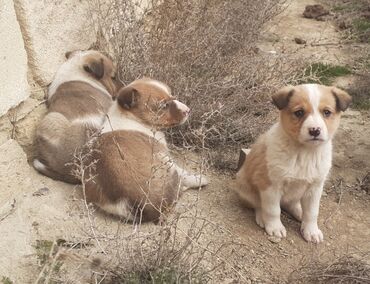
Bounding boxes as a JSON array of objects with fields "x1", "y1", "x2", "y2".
[
  {"x1": 301, "y1": 63, "x2": 352, "y2": 85},
  {"x1": 353, "y1": 18, "x2": 370, "y2": 33},
  {"x1": 108, "y1": 266, "x2": 205, "y2": 284},
  {"x1": 352, "y1": 18, "x2": 370, "y2": 43},
  {"x1": 34, "y1": 240, "x2": 54, "y2": 265},
  {"x1": 1, "y1": 277, "x2": 13, "y2": 284}
]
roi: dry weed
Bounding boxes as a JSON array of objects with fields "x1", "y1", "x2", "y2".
[
  {"x1": 88, "y1": 0, "x2": 304, "y2": 170},
  {"x1": 289, "y1": 252, "x2": 370, "y2": 284}
]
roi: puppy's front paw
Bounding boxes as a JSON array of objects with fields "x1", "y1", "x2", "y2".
[
  {"x1": 265, "y1": 221, "x2": 287, "y2": 238},
  {"x1": 301, "y1": 223, "x2": 323, "y2": 243}
]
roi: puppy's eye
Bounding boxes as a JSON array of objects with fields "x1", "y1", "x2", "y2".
[
  {"x1": 294, "y1": 109, "x2": 305, "y2": 118},
  {"x1": 323, "y1": 109, "x2": 332, "y2": 117},
  {"x1": 159, "y1": 101, "x2": 170, "y2": 109}
]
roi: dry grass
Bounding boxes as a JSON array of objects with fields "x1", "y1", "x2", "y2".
[
  {"x1": 289, "y1": 253, "x2": 370, "y2": 284},
  {"x1": 87, "y1": 0, "x2": 305, "y2": 170},
  {"x1": 35, "y1": 195, "x2": 255, "y2": 283}
]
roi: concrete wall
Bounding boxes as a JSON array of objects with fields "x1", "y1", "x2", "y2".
[
  {"x1": 0, "y1": 0, "x2": 29, "y2": 116},
  {"x1": 0, "y1": 0, "x2": 96, "y2": 117}
]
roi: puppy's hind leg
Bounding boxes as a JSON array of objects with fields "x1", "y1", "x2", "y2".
[
  {"x1": 176, "y1": 166, "x2": 208, "y2": 190},
  {"x1": 33, "y1": 159, "x2": 80, "y2": 184}
]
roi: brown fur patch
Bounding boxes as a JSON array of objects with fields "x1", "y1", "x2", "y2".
[
  {"x1": 48, "y1": 81, "x2": 113, "y2": 120},
  {"x1": 85, "y1": 130, "x2": 180, "y2": 222},
  {"x1": 35, "y1": 112, "x2": 95, "y2": 184},
  {"x1": 272, "y1": 86, "x2": 295, "y2": 110},
  {"x1": 236, "y1": 137, "x2": 271, "y2": 207},
  {"x1": 116, "y1": 79, "x2": 188, "y2": 128},
  {"x1": 83, "y1": 52, "x2": 117, "y2": 95},
  {"x1": 279, "y1": 87, "x2": 313, "y2": 141},
  {"x1": 318, "y1": 86, "x2": 341, "y2": 135}
]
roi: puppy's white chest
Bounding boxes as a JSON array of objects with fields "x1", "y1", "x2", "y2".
[{"x1": 266, "y1": 135, "x2": 332, "y2": 184}]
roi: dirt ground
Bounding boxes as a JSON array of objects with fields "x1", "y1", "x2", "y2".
[{"x1": 1, "y1": 0, "x2": 369, "y2": 283}]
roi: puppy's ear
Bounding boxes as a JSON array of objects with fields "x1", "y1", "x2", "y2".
[
  {"x1": 272, "y1": 86, "x2": 295, "y2": 110},
  {"x1": 117, "y1": 86, "x2": 139, "y2": 110},
  {"x1": 332, "y1": 87, "x2": 352, "y2": 112},
  {"x1": 83, "y1": 58, "x2": 104, "y2": 79}
]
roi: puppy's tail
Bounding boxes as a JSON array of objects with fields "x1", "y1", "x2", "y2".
[
  {"x1": 33, "y1": 159, "x2": 80, "y2": 184},
  {"x1": 236, "y1": 148, "x2": 251, "y2": 172}
]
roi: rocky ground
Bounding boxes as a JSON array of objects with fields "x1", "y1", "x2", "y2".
[{"x1": 0, "y1": 0, "x2": 369, "y2": 283}]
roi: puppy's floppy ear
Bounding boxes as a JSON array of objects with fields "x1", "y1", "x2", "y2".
[
  {"x1": 83, "y1": 58, "x2": 104, "y2": 79},
  {"x1": 272, "y1": 86, "x2": 295, "y2": 110},
  {"x1": 117, "y1": 86, "x2": 139, "y2": 109},
  {"x1": 332, "y1": 87, "x2": 352, "y2": 112}
]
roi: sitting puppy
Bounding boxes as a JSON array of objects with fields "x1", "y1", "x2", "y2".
[
  {"x1": 33, "y1": 50, "x2": 119, "y2": 183},
  {"x1": 84, "y1": 78, "x2": 208, "y2": 222},
  {"x1": 236, "y1": 84, "x2": 351, "y2": 243}
]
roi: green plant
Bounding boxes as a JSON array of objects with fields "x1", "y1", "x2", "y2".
[
  {"x1": 34, "y1": 240, "x2": 54, "y2": 265},
  {"x1": 352, "y1": 18, "x2": 370, "y2": 43},
  {"x1": 109, "y1": 266, "x2": 204, "y2": 284},
  {"x1": 1, "y1": 277, "x2": 13, "y2": 284},
  {"x1": 302, "y1": 63, "x2": 351, "y2": 85}
]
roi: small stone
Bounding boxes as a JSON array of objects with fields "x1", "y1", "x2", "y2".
[
  {"x1": 32, "y1": 187, "x2": 50, "y2": 196},
  {"x1": 294, "y1": 37, "x2": 306, "y2": 44},
  {"x1": 268, "y1": 236, "x2": 282, "y2": 243},
  {"x1": 32, "y1": 221, "x2": 39, "y2": 227}
]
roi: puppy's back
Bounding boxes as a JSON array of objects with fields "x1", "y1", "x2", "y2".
[
  {"x1": 48, "y1": 81, "x2": 112, "y2": 121},
  {"x1": 85, "y1": 130, "x2": 180, "y2": 222}
]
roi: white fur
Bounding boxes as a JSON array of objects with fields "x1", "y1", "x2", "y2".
[
  {"x1": 300, "y1": 84, "x2": 328, "y2": 144},
  {"x1": 48, "y1": 51, "x2": 110, "y2": 99},
  {"x1": 33, "y1": 159, "x2": 48, "y2": 172},
  {"x1": 102, "y1": 104, "x2": 167, "y2": 144},
  {"x1": 174, "y1": 165, "x2": 208, "y2": 189},
  {"x1": 173, "y1": 100, "x2": 190, "y2": 124},
  {"x1": 71, "y1": 115, "x2": 105, "y2": 129},
  {"x1": 260, "y1": 118, "x2": 331, "y2": 242},
  {"x1": 99, "y1": 199, "x2": 134, "y2": 221}
]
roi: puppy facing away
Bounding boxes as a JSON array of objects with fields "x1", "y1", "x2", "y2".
[
  {"x1": 84, "y1": 78, "x2": 208, "y2": 223},
  {"x1": 33, "y1": 50, "x2": 119, "y2": 183},
  {"x1": 236, "y1": 84, "x2": 351, "y2": 243}
]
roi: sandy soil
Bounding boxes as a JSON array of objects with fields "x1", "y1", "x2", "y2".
[{"x1": 0, "y1": 0, "x2": 369, "y2": 283}]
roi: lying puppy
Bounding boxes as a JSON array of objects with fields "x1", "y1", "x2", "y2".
[
  {"x1": 33, "y1": 50, "x2": 119, "y2": 183},
  {"x1": 236, "y1": 84, "x2": 351, "y2": 243},
  {"x1": 84, "y1": 78, "x2": 208, "y2": 222}
]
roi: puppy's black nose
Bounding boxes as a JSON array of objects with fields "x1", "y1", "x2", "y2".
[{"x1": 309, "y1": 127, "x2": 321, "y2": 137}]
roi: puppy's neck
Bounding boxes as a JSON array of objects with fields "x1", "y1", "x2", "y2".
[
  {"x1": 102, "y1": 103, "x2": 167, "y2": 145},
  {"x1": 267, "y1": 122, "x2": 332, "y2": 182},
  {"x1": 48, "y1": 61, "x2": 110, "y2": 99}
]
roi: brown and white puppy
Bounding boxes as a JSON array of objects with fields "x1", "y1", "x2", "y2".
[
  {"x1": 236, "y1": 84, "x2": 351, "y2": 243},
  {"x1": 33, "y1": 50, "x2": 119, "y2": 183},
  {"x1": 84, "y1": 78, "x2": 208, "y2": 222}
]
